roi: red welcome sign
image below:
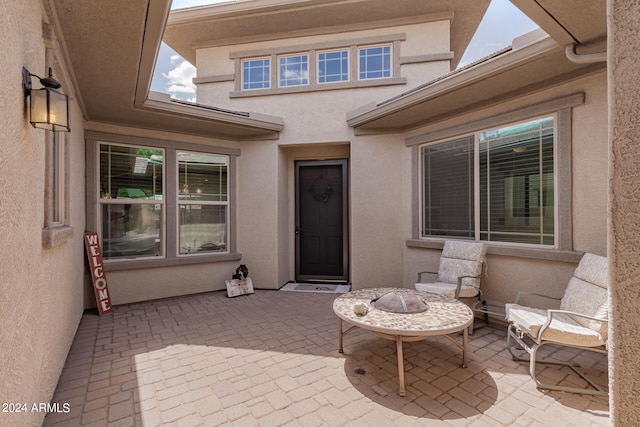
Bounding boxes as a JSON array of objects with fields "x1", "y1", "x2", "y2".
[{"x1": 84, "y1": 232, "x2": 113, "y2": 315}]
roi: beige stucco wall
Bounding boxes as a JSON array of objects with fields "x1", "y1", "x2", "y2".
[
  {"x1": 190, "y1": 19, "x2": 452, "y2": 290},
  {"x1": 83, "y1": 122, "x2": 254, "y2": 304},
  {"x1": 0, "y1": 1, "x2": 86, "y2": 425},
  {"x1": 401, "y1": 71, "x2": 608, "y2": 307},
  {"x1": 608, "y1": 0, "x2": 640, "y2": 422},
  {"x1": 193, "y1": 18, "x2": 609, "y2": 299}
]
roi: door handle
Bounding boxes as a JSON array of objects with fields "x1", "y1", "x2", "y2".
[{"x1": 295, "y1": 226, "x2": 301, "y2": 235}]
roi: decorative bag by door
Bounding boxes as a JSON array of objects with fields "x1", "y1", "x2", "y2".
[{"x1": 225, "y1": 264, "x2": 254, "y2": 297}]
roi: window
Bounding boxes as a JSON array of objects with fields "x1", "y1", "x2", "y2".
[
  {"x1": 43, "y1": 132, "x2": 72, "y2": 248},
  {"x1": 279, "y1": 54, "x2": 308, "y2": 87},
  {"x1": 93, "y1": 136, "x2": 237, "y2": 263},
  {"x1": 422, "y1": 136, "x2": 474, "y2": 238},
  {"x1": 232, "y1": 37, "x2": 405, "y2": 96},
  {"x1": 242, "y1": 58, "x2": 271, "y2": 90},
  {"x1": 99, "y1": 144, "x2": 164, "y2": 259},
  {"x1": 51, "y1": 132, "x2": 68, "y2": 225},
  {"x1": 359, "y1": 45, "x2": 391, "y2": 80},
  {"x1": 178, "y1": 152, "x2": 228, "y2": 254},
  {"x1": 421, "y1": 116, "x2": 555, "y2": 246},
  {"x1": 318, "y1": 50, "x2": 349, "y2": 83}
]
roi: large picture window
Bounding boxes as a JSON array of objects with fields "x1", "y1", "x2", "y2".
[
  {"x1": 421, "y1": 116, "x2": 556, "y2": 246},
  {"x1": 99, "y1": 144, "x2": 164, "y2": 259},
  {"x1": 178, "y1": 152, "x2": 228, "y2": 255},
  {"x1": 92, "y1": 135, "x2": 238, "y2": 264}
]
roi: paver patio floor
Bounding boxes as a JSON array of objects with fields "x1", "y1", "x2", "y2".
[{"x1": 43, "y1": 290, "x2": 609, "y2": 426}]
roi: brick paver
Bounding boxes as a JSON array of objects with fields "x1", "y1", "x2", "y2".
[{"x1": 42, "y1": 290, "x2": 609, "y2": 426}]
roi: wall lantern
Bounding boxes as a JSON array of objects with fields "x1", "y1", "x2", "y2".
[{"x1": 22, "y1": 67, "x2": 70, "y2": 132}]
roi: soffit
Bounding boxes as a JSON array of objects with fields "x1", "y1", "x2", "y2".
[
  {"x1": 510, "y1": 0, "x2": 607, "y2": 46},
  {"x1": 49, "y1": 0, "x2": 283, "y2": 140},
  {"x1": 347, "y1": 35, "x2": 606, "y2": 133},
  {"x1": 346, "y1": 0, "x2": 608, "y2": 134},
  {"x1": 165, "y1": 0, "x2": 491, "y2": 69}
]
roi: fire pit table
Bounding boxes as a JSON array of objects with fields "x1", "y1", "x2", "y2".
[{"x1": 333, "y1": 287, "x2": 473, "y2": 396}]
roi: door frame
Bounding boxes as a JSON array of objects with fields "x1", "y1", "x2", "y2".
[{"x1": 295, "y1": 159, "x2": 349, "y2": 282}]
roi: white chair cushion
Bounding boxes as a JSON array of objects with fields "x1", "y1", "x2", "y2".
[
  {"x1": 505, "y1": 303, "x2": 606, "y2": 347},
  {"x1": 438, "y1": 258, "x2": 483, "y2": 288},
  {"x1": 441, "y1": 241, "x2": 487, "y2": 262},
  {"x1": 560, "y1": 253, "x2": 608, "y2": 338},
  {"x1": 415, "y1": 281, "x2": 479, "y2": 298},
  {"x1": 560, "y1": 277, "x2": 608, "y2": 337},
  {"x1": 573, "y1": 252, "x2": 608, "y2": 289}
]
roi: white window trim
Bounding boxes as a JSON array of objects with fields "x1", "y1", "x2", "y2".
[
  {"x1": 278, "y1": 53, "x2": 310, "y2": 88},
  {"x1": 357, "y1": 44, "x2": 392, "y2": 81},
  {"x1": 317, "y1": 49, "x2": 350, "y2": 84},
  {"x1": 230, "y1": 34, "x2": 406, "y2": 97},
  {"x1": 241, "y1": 57, "x2": 271, "y2": 90}
]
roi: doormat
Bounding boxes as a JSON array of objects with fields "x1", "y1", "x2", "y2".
[{"x1": 278, "y1": 282, "x2": 351, "y2": 294}]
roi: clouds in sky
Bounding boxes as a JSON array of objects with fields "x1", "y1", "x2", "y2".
[{"x1": 163, "y1": 54, "x2": 197, "y2": 101}]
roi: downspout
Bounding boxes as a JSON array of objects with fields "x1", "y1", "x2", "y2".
[{"x1": 565, "y1": 43, "x2": 607, "y2": 63}]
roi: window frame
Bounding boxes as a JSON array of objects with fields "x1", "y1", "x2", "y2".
[
  {"x1": 358, "y1": 44, "x2": 392, "y2": 80},
  {"x1": 230, "y1": 34, "x2": 406, "y2": 97},
  {"x1": 42, "y1": 131, "x2": 73, "y2": 248},
  {"x1": 406, "y1": 93, "x2": 582, "y2": 257},
  {"x1": 176, "y1": 151, "x2": 230, "y2": 257},
  {"x1": 278, "y1": 53, "x2": 309, "y2": 88},
  {"x1": 85, "y1": 131, "x2": 241, "y2": 270},
  {"x1": 98, "y1": 142, "x2": 166, "y2": 260},
  {"x1": 317, "y1": 49, "x2": 350, "y2": 84},
  {"x1": 418, "y1": 115, "x2": 558, "y2": 248},
  {"x1": 242, "y1": 57, "x2": 271, "y2": 90}
]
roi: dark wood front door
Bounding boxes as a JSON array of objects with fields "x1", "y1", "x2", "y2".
[{"x1": 295, "y1": 160, "x2": 348, "y2": 281}]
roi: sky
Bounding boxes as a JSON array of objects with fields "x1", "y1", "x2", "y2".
[{"x1": 150, "y1": 0, "x2": 540, "y2": 102}]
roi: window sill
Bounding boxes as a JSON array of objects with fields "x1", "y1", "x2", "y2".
[
  {"x1": 42, "y1": 225, "x2": 73, "y2": 249},
  {"x1": 405, "y1": 239, "x2": 583, "y2": 263},
  {"x1": 231, "y1": 77, "x2": 407, "y2": 98},
  {"x1": 104, "y1": 252, "x2": 242, "y2": 271}
]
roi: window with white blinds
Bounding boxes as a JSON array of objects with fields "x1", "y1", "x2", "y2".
[
  {"x1": 421, "y1": 136, "x2": 474, "y2": 238},
  {"x1": 421, "y1": 116, "x2": 556, "y2": 246}
]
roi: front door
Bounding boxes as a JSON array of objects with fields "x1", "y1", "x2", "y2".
[{"x1": 295, "y1": 160, "x2": 348, "y2": 281}]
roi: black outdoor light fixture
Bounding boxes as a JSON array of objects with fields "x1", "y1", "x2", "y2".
[{"x1": 23, "y1": 67, "x2": 70, "y2": 132}]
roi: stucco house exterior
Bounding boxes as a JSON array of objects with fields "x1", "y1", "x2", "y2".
[{"x1": 1, "y1": 0, "x2": 639, "y2": 425}]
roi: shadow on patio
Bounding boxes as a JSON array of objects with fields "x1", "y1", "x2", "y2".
[{"x1": 42, "y1": 290, "x2": 609, "y2": 426}]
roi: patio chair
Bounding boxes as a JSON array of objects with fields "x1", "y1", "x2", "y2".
[
  {"x1": 505, "y1": 252, "x2": 609, "y2": 397},
  {"x1": 415, "y1": 241, "x2": 488, "y2": 326}
]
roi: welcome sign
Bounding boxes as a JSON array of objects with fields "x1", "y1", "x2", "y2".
[{"x1": 84, "y1": 232, "x2": 113, "y2": 315}]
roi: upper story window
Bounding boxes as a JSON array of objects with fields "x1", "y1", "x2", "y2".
[
  {"x1": 242, "y1": 58, "x2": 271, "y2": 90},
  {"x1": 318, "y1": 50, "x2": 349, "y2": 83},
  {"x1": 279, "y1": 54, "x2": 309, "y2": 87},
  {"x1": 358, "y1": 45, "x2": 391, "y2": 80},
  {"x1": 420, "y1": 116, "x2": 556, "y2": 246},
  {"x1": 231, "y1": 35, "x2": 406, "y2": 97}
]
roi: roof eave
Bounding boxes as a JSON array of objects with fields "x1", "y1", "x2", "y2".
[{"x1": 346, "y1": 34, "x2": 560, "y2": 130}]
